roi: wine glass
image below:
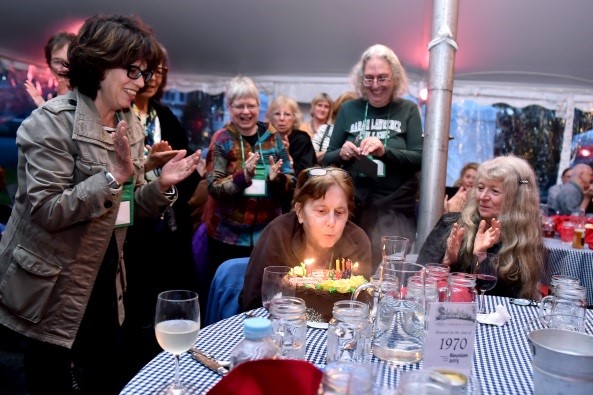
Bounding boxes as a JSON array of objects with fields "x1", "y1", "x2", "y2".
[
  {"x1": 261, "y1": 266, "x2": 294, "y2": 310},
  {"x1": 155, "y1": 290, "x2": 200, "y2": 394},
  {"x1": 471, "y1": 253, "x2": 498, "y2": 313}
]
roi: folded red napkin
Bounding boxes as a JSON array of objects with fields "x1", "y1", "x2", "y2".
[{"x1": 207, "y1": 359, "x2": 323, "y2": 395}]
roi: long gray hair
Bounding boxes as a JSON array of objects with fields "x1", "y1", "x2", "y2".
[
  {"x1": 458, "y1": 155, "x2": 545, "y2": 299},
  {"x1": 350, "y1": 44, "x2": 408, "y2": 100}
]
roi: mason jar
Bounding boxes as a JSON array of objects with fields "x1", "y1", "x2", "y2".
[
  {"x1": 447, "y1": 273, "x2": 477, "y2": 302},
  {"x1": 326, "y1": 300, "x2": 372, "y2": 364},
  {"x1": 425, "y1": 263, "x2": 451, "y2": 302},
  {"x1": 407, "y1": 275, "x2": 439, "y2": 305},
  {"x1": 269, "y1": 296, "x2": 307, "y2": 359}
]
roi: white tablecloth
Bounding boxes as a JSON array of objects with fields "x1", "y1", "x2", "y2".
[{"x1": 120, "y1": 296, "x2": 593, "y2": 395}]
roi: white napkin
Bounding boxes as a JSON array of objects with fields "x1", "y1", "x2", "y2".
[{"x1": 476, "y1": 304, "x2": 511, "y2": 326}]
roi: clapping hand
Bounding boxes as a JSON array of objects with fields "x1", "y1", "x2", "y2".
[
  {"x1": 144, "y1": 140, "x2": 181, "y2": 172},
  {"x1": 443, "y1": 222, "x2": 465, "y2": 266},
  {"x1": 268, "y1": 156, "x2": 283, "y2": 181},
  {"x1": 474, "y1": 218, "x2": 501, "y2": 253},
  {"x1": 111, "y1": 120, "x2": 134, "y2": 184},
  {"x1": 24, "y1": 80, "x2": 46, "y2": 107},
  {"x1": 243, "y1": 152, "x2": 260, "y2": 181},
  {"x1": 159, "y1": 149, "x2": 202, "y2": 191},
  {"x1": 444, "y1": 186, "x2": 468, "y2": 213}
]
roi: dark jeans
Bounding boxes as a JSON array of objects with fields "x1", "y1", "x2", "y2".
[{"x1": 24, "y1": 234, "x2": 125, "y2": 395}]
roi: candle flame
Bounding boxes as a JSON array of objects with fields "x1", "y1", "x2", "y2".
[{"x1": 304, "y1": 258, "x2": 314, "y2": 265}]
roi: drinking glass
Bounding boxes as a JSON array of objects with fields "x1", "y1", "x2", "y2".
[
  {"x1": 560, "y1": 221, "x2": 575, "y2": 244},
  {"x1": 261, "y1": 266, "x2": 295, "y2": 310},
  {"x1": 155, "y1": 290, "x2": 200, "y2": 394},
  {"x1": 380, "y1": 235, "x2": 409, "y2": 269},
  {"x1": 471, "y1": 253, "x2": 498, "y2": 313}
]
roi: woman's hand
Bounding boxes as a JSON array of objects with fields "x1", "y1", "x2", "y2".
[
  {"x1": 474, "y1": 218, "x2": 501, "y2": 253},
  {"x1": 144, "y1": 140, "x2": 180, "y2": 172},
  {"x1": 24, "y1": 80, "x2": 45, "y2": 107},
  {"x1": 111, "y1": 120, "x2": 134, "y2": 184},
  {"x1": 443, "y1": 223, "x2": 465, "y2": 265},
  {"x1": 243, "y1": 152, "x2": 260, "y2": 181},
  {"x1": 159, "y1": 149, "x2": 202, "y2": 191},
  {"x1": 443, "y1": 223, "x2": 465, "y2": 266},
  {"x1": 340, "y1": 140, "x2": 361, "y2": 161},
  {"x1": 360, "y1": 137, "x2": 384, "y2": 156},
  {"x1": 268, "y1": 156, "x2": 283, "y2": 181},
  {"x1": 444, "y1": 187, "x2": 468, "y2": 213}
]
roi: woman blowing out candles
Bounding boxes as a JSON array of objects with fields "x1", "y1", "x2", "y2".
[
  {"x1": 240, "y1": 166, "x2": 372, "y2": 311},
  {"x1": 417, "y1": 155, "x2": 545, "y2": 300}
]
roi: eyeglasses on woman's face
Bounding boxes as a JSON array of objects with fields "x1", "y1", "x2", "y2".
[
  {"x1": 126, "y1": 65, "x2": 153, "y2": 83},
  {"x1": 231, "y1": 103, "x2": 259, "y2": 111},
  {"x1": 362, "y1": 75, "x2": 391, "y2": 87},
  {"x1": 154, "y1": 66, "x2": 168, "y2": 78}
]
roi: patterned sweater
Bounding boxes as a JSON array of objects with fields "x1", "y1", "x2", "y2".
[{"x1": 202, "y1": 121, "x2": 296, "y2": 246}]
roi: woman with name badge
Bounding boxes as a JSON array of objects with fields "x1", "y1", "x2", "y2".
[
  {"x1": 322, "y1": 44, "x2": 423, "y2": 270},
  {"x1": 201, "y1": 76, "x2": 296, "y2": 311}
]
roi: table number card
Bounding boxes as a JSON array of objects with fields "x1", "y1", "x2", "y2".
[{"x1": 423, "y1": 302, "x2": 477, "y2": 376}]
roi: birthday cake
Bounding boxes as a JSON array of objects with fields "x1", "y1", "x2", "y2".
[{"x1": 289, "y1": 260, "x2": 367, "y2": 322}]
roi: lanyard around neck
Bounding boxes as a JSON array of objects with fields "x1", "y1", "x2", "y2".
[
  {"x1": 362, "y1": 101, "x2": 390, "y2": 146},
  {"x1": 239, "y1": 131, "x2": 267, "y2": 173}
]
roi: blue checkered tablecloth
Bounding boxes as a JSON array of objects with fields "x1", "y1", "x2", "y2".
[
  {"x1": 120, "y1": 296, "x2": 593, "y2": 395},
  {"x1": 545, "y1": 237, "x2": 593, "y2": 305}
]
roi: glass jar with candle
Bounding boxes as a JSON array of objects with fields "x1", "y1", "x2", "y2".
[
  {"x1": 447, "y1": 273, "x2": 477, "y2": 302},
  {"x1": 425, "y1": 263, "x2": 450, "y2": 302}
]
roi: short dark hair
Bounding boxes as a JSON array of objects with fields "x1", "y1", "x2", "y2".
[
  {"x1": 44, "y1": 32, "x2": 75, "y2": 67},
  {"x1": 67, "y1": 14, "x2": 160, "y2": 100},
  {"x1": 138, "y1": 43, "x2": 169, "y2": 102}
]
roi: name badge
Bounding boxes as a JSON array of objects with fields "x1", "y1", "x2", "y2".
[
  {"x1": 243, "y1": 164, "x2": 267, "y2": 196},
  {"x1": 115, "y1": 180, "x2": 134, "y2": 227},
  {"x1": 373, "y1": 159, "x2": 385, "y2": 177},
  {"x1": 423, "y1": 302, "x2": 477, "y2": 376}
]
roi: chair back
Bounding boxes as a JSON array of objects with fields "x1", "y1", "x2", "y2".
[{"x1": 205, "y1": 257, "x2": 249, "y2": 326}]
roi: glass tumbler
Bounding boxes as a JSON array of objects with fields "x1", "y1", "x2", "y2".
[
  {"x1": 269, "y1": 296, "x2": 307, "y2": 359},
  {"x1": 326, "y1": 300, "x2": 372, "y2": 364}
]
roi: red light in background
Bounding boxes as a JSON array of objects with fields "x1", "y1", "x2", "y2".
[{"x1": 580, "y1": 148, "x2": 591, "y2": 157}]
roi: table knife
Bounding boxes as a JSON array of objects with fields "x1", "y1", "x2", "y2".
[{"x1": 189, "y1": 349, "x2": 228, "y2": 376}]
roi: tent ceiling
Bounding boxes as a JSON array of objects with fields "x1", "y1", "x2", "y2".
[{"x1": 2, "y1": 0, "x2": 593, "y2": 89}]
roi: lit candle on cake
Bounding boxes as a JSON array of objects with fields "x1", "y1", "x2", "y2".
[
  {"x1": 304, "y1": 258, "x2": 314, "y2": 277},
  {"x1": 352, "y1": 262, "x2": 359, "y2": 276}
]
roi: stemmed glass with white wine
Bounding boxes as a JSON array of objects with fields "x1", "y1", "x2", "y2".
[{"x1": 155, "y1": 290, "x2": 200, "y2": 394}]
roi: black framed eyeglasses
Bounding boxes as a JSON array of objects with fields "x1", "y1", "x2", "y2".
[
  {"x1": 307, "y1": 167, "x2": 349, "y2": 177},
  {"x1": 126, "y1": 65, "x2": 153, "y2": 83}
]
